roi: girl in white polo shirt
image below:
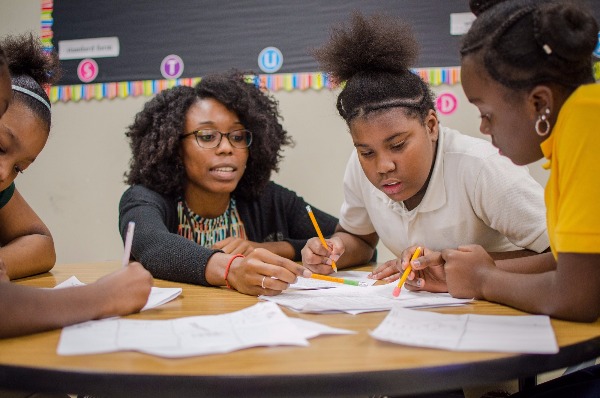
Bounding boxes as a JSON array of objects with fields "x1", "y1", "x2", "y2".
[{"x1": 300, "y1": 12, "x2": 551, "y2": 292}]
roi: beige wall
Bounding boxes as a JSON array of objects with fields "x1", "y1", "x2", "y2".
[{"x1": 0, "y1": 1, "x2": 548, "y2": 264}]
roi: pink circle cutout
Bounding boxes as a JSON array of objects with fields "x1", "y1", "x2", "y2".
[
  {"x1": 77, "y1": 59, "x2": 99, "y2": 83},
  {"x1": 436, "y1": 93, "x2": 458, "y2": 115}
]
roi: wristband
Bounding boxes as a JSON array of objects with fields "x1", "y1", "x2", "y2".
[{"x1": 224, "y1": 254, "x2": 245, "y2": 289}]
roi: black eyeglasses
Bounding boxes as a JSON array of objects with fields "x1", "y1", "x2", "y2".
[{"x1": 181, "y1": 129, "x2": 253, "y2": 149}]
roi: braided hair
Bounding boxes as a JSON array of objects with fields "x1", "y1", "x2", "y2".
[
  {"x1": 312, "y1": 12, "x2": 436, "y2": 125},
  {"x1": 461, "y1": 0, "x2": 598, "y2": 92}
]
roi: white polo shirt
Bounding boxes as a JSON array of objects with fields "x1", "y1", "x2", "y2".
[{"x1": 339, "y1": 126, "x2": 549, "y2": 257}]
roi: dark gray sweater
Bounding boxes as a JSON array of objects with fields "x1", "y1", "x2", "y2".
[{"x1": 119, "y1": 182, "x2": 338, "y2": 286}]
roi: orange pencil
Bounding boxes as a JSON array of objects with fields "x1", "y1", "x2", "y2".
[
  {"x1": 306, "y1": 205, "x2": 338, "y2": 272},
  {"x1": 392, "y1": 247, "x2": 422, "y2": 297},
  {"x1": 310, "y1": 273, "x2": 360, "y2": 286}
]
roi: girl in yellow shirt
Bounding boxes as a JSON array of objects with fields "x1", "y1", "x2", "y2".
[{"x1": 411, "y1": 0, "x2": 600, "y2": 324}]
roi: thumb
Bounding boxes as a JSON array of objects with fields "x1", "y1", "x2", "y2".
[{"x1": 328, "y1": 238, "x2": 345, "y2": 261}]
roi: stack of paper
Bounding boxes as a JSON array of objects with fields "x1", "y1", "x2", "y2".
[
  {"x1": 57, "y1": 302, "x2": 355, "y2": 357},
  {"x1": 261, "y1": 281, "x2": 471, "y2": 314},
  {"x1": 371, "y1": 307, "x2": 558, "y2": 353}
]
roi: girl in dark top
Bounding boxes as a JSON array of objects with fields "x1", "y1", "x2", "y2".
[
  {"x1": 0, "y1": 34, "x2": 58, "y2": 279},
  {"x1": 120, "y1": 71, "x2": 336, "y2": 295},
  {"x1": 0, "y1": 36, "x2": 152, "y2": 340}
]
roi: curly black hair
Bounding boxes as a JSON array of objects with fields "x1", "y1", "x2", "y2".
[
  {"x1": 125, "y1": 70, "x2": 293, "y2": 200},
  {"x1": 312, "y1": 12, "x2": 436, "y2": 125},
  {"x1": 461, "y1": 0, "x2": 598, "y2": 92},
  {"x1": 0, "y1": 33, "x2": 61, "y2": 131}
]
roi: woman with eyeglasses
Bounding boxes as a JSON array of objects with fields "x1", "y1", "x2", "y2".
[{"x1": 119, "y1": 70, "x2": 336, "y2": 295}]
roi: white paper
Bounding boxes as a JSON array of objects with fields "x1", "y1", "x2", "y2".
[
  {"x1": 289, "y1": 318, "x2": 357, "y2": 339},
  {"x1": 371, "y1": 307, "x2": 558, "y2": 354},
  {"x1": 57, "y1": 302, "x2": 353, "y2": 357},
  {"x1": 54, "y1": 276, "x2": 182, "y2": 312},
  {"x1": 290, "y1": 271, "x2": 376, "y2": 290},
  {"x1": 261, "y1": 282, "x2": 471, "y2": 314}
]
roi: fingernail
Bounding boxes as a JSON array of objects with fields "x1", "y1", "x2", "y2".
[
  {"x1": 416, "y1": 278, "x2": 423, "y2": 288},
  {"x1": 303, "y1": 269, "x2": 312, "y2": 278},
  {"x1": 411, "y1": 260, "x2": 420, "y2": 267},
  {"x1": 331, "y1": 254, "x2": 340, "y2": 262}
]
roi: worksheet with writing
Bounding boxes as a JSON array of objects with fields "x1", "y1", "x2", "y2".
[
  {"x1": 370, "y1": 307, "x2": 558, "y2": 354},
  {"x1": 261, "y1": 282, "x2": 471, "y2": 314},
  {"x1": 57, "y1": 302, "x2": 354, "y2": 357}
]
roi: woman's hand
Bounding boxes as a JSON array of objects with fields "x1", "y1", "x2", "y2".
[
  {"x1": 301, "y1": 236, "x2": 344, "y2": 275},
  {"x1": 212, "y1": 237, "x2": 256, "y2": 256},
  {"x1": 228, "y1": 248, "x2": 312, "y2": 296}
]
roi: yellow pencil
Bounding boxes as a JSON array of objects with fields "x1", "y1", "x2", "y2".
[
  {"x1": 306, "y1": 205, "x2": 338, "y2": 273},
  {"x1": 393, "y1": 247, "x2": 422, "y2": 297}
]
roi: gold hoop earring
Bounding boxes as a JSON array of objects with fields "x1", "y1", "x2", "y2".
[{"x1": 535, "y1": 108, "x2": 551, "y2": 137}]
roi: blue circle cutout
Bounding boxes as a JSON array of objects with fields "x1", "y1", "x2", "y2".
[{"x1": 258, "y1": 47, "x2": 283, "y2": 73}]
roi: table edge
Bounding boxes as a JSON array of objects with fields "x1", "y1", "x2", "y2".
[{"x1": 1, "y1": 336, "x2": 599, "y2": 397}]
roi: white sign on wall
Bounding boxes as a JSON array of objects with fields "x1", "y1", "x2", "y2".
[{"x1": 58, "y1": 37, "x2": 120, "y2": 60}]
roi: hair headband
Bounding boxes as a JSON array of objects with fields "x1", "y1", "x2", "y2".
[{"x1": 11, "y1": 85, "x2": 51, "y2": 111}]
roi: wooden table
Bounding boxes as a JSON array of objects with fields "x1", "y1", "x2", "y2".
[{"x1": 1, "y1": 262, "x2": 599, "y2": 397}]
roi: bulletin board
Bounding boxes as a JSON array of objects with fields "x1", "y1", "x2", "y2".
[{"x1": 41, "y1": 0, "x2": 600, "y2": 102}]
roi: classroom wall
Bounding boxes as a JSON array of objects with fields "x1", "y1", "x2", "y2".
[{"x1": 0, "y1": 0, "x2": 549, "y2": 265}]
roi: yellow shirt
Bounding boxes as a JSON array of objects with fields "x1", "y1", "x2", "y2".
[{"x1": 540, "y1": 84, "x2": 600, "y2": 257}]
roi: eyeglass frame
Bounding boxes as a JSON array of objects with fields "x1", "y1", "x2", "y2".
[{"x1": 180, "y1": 129, "x2": 253, "y2": 149}]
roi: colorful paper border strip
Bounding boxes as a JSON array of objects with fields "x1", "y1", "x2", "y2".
[
  {"x1": 40, "y1": 1, "x2": 599, "y2": 103},
  {"x1": 39, "y1": 1, "x2": 460, "y2": 102},
  {"x1": 40, "y1": 0, "x2": 53, "y2": 53},
  {"x1": 43, "y1": 68, "x2": 461, "y2": 103}
]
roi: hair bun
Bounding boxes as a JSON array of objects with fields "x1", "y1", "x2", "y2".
[
  {"x1": 536, "y1": 2, "x2": 599, "y2": 63},
  {"x1": 312, "y1": 12, "x2": 418, "y2": 83},
  {"x1": 469, "y1": 0, "x2": 508, "y2": 16},
  {"x1": 1, "y1": 33, "x2": 61, "y2": 86}
]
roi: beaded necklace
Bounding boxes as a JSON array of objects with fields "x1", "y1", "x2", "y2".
[{"x1": 177, "y1": 198, "x2": 246, "y2": 247}]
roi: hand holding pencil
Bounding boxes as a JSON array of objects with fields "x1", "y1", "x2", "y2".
[
  {"x1": 393, "y1": 247, "x2": 422, "y2": 297},
  {"x1": 302, "y1": 206, "x2": 343, "y2": 274}
]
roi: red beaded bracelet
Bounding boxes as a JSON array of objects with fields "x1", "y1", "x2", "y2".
[{"x1": 224, "y1": 254, "x2": 245, "y2": 289}]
